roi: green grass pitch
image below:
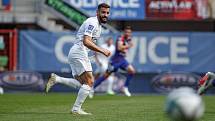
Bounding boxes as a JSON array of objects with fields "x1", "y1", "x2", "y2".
[{"x1": 0, "y1": 93, "x2": 215, "y2": 121}]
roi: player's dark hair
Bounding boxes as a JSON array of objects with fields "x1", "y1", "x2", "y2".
[
  {"x1": 124, "y1": 26, "x2": 132, "y2": 30},
  {"x1": 98, "y1": 3, "x2": 110, "y2": 10}
]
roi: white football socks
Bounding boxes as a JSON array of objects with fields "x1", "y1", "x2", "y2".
[
  {"x1": 107, "y1": 76, "x2": 114, "y2": 92},
  {"x1": 72, "y1": 84, "x2": 91, "y2": 111},
  {"x1": 55, "y1": 75, "x2": 81, "y2": 89}
]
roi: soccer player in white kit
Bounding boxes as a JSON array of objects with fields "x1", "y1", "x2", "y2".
[
  {"x1": 94, "y1": 37, "x2": 116, "y2": 95},
  {"x1": 45, "y1": 3, "x2": 111, "y2": 115}
]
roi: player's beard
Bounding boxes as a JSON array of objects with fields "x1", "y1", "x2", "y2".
[{"x1": 99, "y1": 16, "x2": 108, "y2": 24}]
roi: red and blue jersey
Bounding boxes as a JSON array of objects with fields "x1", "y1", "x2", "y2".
[
  {"x1": 108, "y1": 35, "x2": 131, "y2": 72},
  {"x1": 112, "y1": 35, "x2": 131, "y2": 58}
]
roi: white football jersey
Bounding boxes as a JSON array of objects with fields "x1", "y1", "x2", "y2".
[{"x1": 69, "y1": 16, "x2": 102, "y2": 58}]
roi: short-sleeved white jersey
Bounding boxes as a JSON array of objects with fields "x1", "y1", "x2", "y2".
[{"x1": 69, "y1": 16, "x2": 102, "y2": 59}]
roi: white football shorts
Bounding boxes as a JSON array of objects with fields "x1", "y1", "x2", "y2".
[{"x1": 68, "y1": 44, "x2": 92, "y2": 77}]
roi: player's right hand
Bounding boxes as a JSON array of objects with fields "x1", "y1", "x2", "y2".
[{"x1": 102, "y1": 48, "x2": 111, "y2": 57}]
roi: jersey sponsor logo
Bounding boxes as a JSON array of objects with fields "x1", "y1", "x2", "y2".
[
  {"x1": 85, "y1": 25, "x2": 94, "y2": 34},
  {"x1": 0, "y1": 71, "x2": 45, "y2": 91},
  {"x1": 88, "y1": 25, "x2": 94, "y2": 31},
  {"x1": 86, "y1": 30, "x2": 92, "y2": 34},
  {"x1": 151, "y1": 72, "x2": 200, "y2": 93}
]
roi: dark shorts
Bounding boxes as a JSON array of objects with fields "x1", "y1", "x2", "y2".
[{"x1": 107, "y1": 57, "x2": 129, "y2": 73}]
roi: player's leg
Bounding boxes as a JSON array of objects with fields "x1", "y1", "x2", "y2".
[
  {"x1": 198, "y1": 72, "x2": 215, "y2": 95},
  {"x1": 71, "y1": 71, "x2": 93, "y2": 115},
  {"x1": 46, "y1": 56, "x2": 83, "y2": 93},
  {"x1": 93, "y1": 63, "x2": 114, "y2": 89},
  {"x1": 124, "y1": 65, "x2": 135, "y2": 87},
  {"x1": 94, "y1": 63, "x2": 102, "y2": 80},
  {"x1": 93, "y1": 63, "x2": 108, "y2": 88},
  {"x1": 89, "y1": 64, "x2": 114, "y2": 98},
  {"x1": 55, "y1": 74, "x2": 81, "y2": 88},
  {"x1": 100, "y1": 62, "x2": 115, "y2": 95},
  {"x1": 66, "y1": 55, "x2": 93, "y2": 115},
  {"x1": 120, "y1": 60, "x2": 135, "y2": 97},
  {"x1": 46, "y1": 73, "x2": 81, "y2": 93},
  {"x1": 90, "y1": 71, "x2": 111, "y2": 92},
  {"x1": 94, "y1": 72, "x2": 101, "y2": 80},
  {"x1": 106, "y1": 75, "x2": 115, "y2": 95}
]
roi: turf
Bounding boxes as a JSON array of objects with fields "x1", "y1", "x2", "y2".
[{"x1": 0, "y1": 93, "x2": 214, "y2": 121}]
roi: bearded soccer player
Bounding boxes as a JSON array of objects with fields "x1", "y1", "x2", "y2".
[{"x1": 45, "y1": 3, "x2": 111, "y2": 115}]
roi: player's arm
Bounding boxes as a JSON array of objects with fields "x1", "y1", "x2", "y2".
[
  {"x1": 83, "y1": 35, "x2": 111, "y2": 57},
  {"x1": 127, "y1": 39, "x2": 133, "y2": 48},
  {"x1": 83, "y1": 21, "x2": 110, "y2": 57}
]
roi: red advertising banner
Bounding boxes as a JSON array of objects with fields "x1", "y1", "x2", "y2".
[
  {"x1": 146, "y1": 0, "x2": 209, "y2": 20},
  {"x1": 0, "y1": 29, "x2": 17, "y2": 71}
]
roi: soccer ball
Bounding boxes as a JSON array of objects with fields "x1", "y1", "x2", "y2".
[
  {"x1": 0, "y1": 86, "x2": 4, "y2": 95},
  {"x1": 165, "y1": 87, "x2": 205, "y2": 121}
]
